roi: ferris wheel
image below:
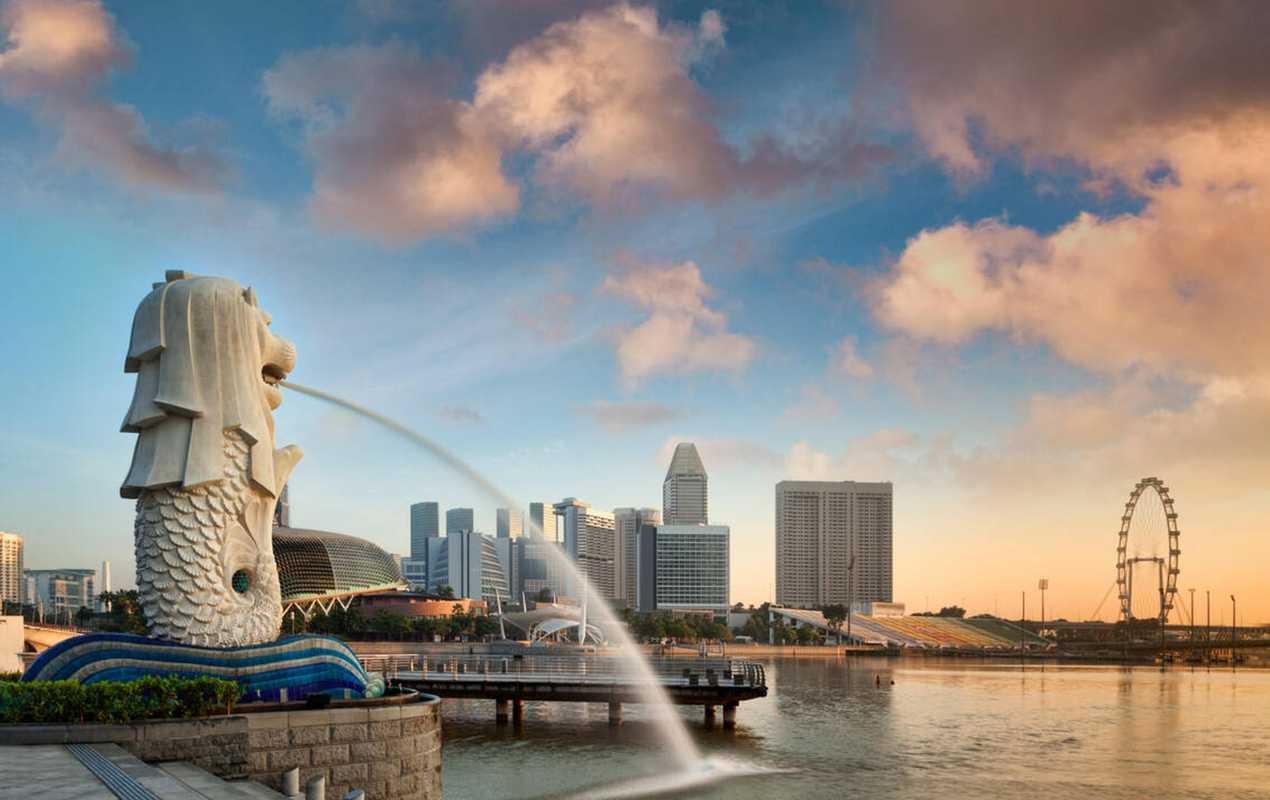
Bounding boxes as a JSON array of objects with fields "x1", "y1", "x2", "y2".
[{"x1": 1116, "y1": 477, "x2": 1181, "y2": 624}]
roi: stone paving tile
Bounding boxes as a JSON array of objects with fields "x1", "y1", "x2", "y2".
[
  {"x1": 0, "y1": 745, "x2": 283, "y2": 800},
  {"x1": 0, "y1": 745, "x2": 110, "y2": 800}
]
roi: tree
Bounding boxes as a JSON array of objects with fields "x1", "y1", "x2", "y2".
[
  {"x1": 96, "y1": 590, "x2": 147, "y2": 635},
  {"x1": 821, "y1": 604, "x2": 848, "y2": 643},
  {"x1": 796, "y1": 624, "x2": 817, "y2": 645},
  {"x1": 937, "y1": 606, "x2": 966, "y2": 618},
  {"x1": 435, "y1": 585, "x2": 456, "y2": 600},
  {"x1": 75, "y1": 605, "x2": 97, "y2": 628},
  {"x1": 534, "y1": 587, "x2": 554, "y2": 603}
]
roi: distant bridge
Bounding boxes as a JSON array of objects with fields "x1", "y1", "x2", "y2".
[{"x1": 359, "y1": 653, "x2": 767, "y2": 728}]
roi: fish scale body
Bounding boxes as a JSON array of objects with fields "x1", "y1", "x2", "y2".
[{"x1": 134, "y1": 430, "x2": 283, "y2": 647}]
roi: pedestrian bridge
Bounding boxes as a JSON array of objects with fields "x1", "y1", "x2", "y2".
[{"x1": 357, "y1": 653, "x2": 767, "y2": 728}]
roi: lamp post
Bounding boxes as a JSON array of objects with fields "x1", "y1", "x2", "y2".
[
  {"x1": 1038, "y1": 579, "x2": 1048, "y2": 646},
  {"x1": 1206, "y1": 590, "x2": 1211, "y2": 663},
  {"x1": 1020, "y1": 591, "x2": 1027, "y2": 657},
  {"x1": 846, "y1": 551, "x2": 856, "y2": 647},
  {"x1": 1231, "y1": 595, "x2": 1237, "y2": 666}
]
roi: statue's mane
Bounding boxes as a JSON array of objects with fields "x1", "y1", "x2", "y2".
[{"x1": 120, "y1": 271, "x2": 277, "y2": 499}]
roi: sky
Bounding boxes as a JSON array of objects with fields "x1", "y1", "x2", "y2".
[{"x1": 2, "y1": 0, "x2": 1268, "y2": 624}]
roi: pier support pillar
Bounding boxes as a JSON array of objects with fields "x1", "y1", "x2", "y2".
[
  {"x1": 608, "y1": 702, "x2": 623, "y2": 726},
  {"x1": 512, "y1": 698, "x2": 524, "y2": 726},
  {"x1": 495, "y1": 699, "x2": 510, "y2": 725},
  {"x1": 704, "y1": 705, "x2": 716, "y2": 726},
  {"x1": 722, "y1": 702, "x2": 738, "y2": 730}
]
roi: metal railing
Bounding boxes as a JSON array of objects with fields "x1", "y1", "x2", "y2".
[{"x1": 358, "y1": 653, "x2": 766, "y2": 688}]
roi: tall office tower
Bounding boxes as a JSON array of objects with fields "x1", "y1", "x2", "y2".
[
  {"x1": 775, "y1": 480, "x2": 893, "y2": 608},
  {"x1": 410, "y1": 501, "x2": 440, "y2": 560},
  {"x1": 654, "y1": 524, "x2": 730, "y2": 615},
  {"x1": 613, "y1": 507, "x2": 661, "y2": 608},
  {"x1": 518, "y1": 538, "x2": 566, "y2": 601},
  {"x1": 0, "y1": 532, "x2": 22, "y2": 605},
  {"x1": 437, "y1": 531, "x2": 509, "y2": 606},
  {"x1": 663, "y1": 443, "x2": 708, "y2": 524},
  {"x1": 25, "y1": 568, "x2": 96, "y2": 621},
  {"x1": 273, "y1": 483, "x2": 291, "y2": 528},
  {"x1": 553, "y1": 498, "x2": 618, "y2": 600},
  {"x1": 528, "y1": 502, "x2": 557, "y2": 541},
  {"x1": 446, "y1": 507, "x2": 475, "y2": 536},
  {"x1": 496, "y1": 508, "x2": 524, "y2": 540},
  {"x1": 636, "y1": 522, "x2": 659, "y2": 612}
]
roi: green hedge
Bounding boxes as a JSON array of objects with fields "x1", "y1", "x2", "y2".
[{"x1": 0, "y1": 675, "x2": 240, "y2": 724}]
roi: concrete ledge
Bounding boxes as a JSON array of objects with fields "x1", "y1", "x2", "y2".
[{"x1": 0, "y1": 692, "x2": 442, "y2": 800}]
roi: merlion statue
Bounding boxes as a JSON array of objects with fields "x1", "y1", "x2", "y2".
[{"x1": 120, "y1": 271, "x2": 302, "y2": 647}]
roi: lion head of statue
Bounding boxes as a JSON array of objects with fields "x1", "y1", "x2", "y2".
[{"x1": 120, "y1": 271, "x2": 301, "y2": 499}]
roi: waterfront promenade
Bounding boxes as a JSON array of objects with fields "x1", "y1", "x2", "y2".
[{"x1": 360, "y1": 653, "x2": 767, "y2": 727}]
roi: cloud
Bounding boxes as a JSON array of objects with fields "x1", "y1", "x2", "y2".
[
  {"x1": 786, "y1": 428, "x2": 921, "y2": 482},
  {"x1": 782, "y1": 383, "x2": 838, "y2": 422},
  {"x1": 267, "y1": 3, "x2": 888, "y2": 244},
  {"x1": 868, "y1": 1, "x2": 1270, "y2": 463},
  {"x1": 514, "y1": 290, "x2": 579, "y2": 343},
  {"x1": 262, "y1": 42, "x2": 518, "y2": 244},
  {"x1": 0, "y1": 0, "x2": 230, "y2": 192},
  {"x1": 875, "y1": 0, "x2": 1270, "y2": 181},
  {"x1": 603, "y1": 255, "x2": 756, "y2": 385},
  {"x1": 830, "y1": 337, "x2": 873, "y2": 380},
  {"x1": 436, "y1": 404, "x2": 483, "y2": 425},
  {"x1": 656, "y1": 436, "x2": 781, "y2": 472},
  {"x1": 577, "y1": 400, "x2": 680, "y2": 432}
]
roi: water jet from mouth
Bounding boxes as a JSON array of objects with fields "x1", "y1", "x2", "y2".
[{"x1": 281, "y1": 380, "x2": 702, "y2": 771}]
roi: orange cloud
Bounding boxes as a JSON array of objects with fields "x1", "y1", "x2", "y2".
[
  {"x1": 267, "y1": 3, "x2": 888, "y2": 244},
  {"x1": 603, "y1": 256, "x2": 756, "y2": 385},
  {"x1": 0, "y1": 0, "x2": 230, "y2": 191}
]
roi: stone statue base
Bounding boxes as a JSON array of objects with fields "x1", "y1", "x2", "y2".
[{"x1": 22, "y1": 633, "x2": 384, "y2": 703}]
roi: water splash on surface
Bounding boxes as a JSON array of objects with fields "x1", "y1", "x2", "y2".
[
  {"x1": 558, "y1": 756, "x2": 791, "y2": 800},
  {"x1": 281, "y1": 380, "x2": 702, "y2": 770}
]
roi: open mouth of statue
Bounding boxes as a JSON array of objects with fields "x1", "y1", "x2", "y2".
[{"x1": 262, "y1": 364, "x2": 287, "y2": 386}]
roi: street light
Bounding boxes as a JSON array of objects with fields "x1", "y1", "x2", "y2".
[
  {"x1": 1189, "y1": 588, "x2": 1196, "y2": 655},
  {"x1": 1038, "y1": 579, "x2": 1049, "y2": 645},
  {"x1": 1231, "y1": 594, "x2": 1237, "y2": 665}
]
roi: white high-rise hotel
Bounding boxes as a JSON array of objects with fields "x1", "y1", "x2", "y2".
[
  {"x1": 651, "y1": 443, "x2": 730, "y2": 615},
  {"x1": 775, "y1": 480, "x2": 893, "y2": 608},
  {"x1": 0, "y1": 531, "x2": 23, "y2": 605}
]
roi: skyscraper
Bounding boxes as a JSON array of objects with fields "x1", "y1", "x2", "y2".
[
  {"x1": 0, "y1": 532, "x2": 22, "y2": 606},
  {"x1": 528, "y1": 502, "x2": 557, "y2": 541},
  {"x1": 775, "y1": 480, "x2": 893, "y2": 608},
  {"x1": 435, "y1": 530, "x2": 509, "y2": 606},
  {"x1": 554, "y1": 498, "x2": 618, "y2": 600},
  {"x1": 613, "y1": 507, "x2": 660, "y2": 608},
  {"x1": 663, "y1": 443, "x2": 708, "y2": 524},
  {"x1": 446, "y1": 507, "x2": 475, "y2": 535},
  {"x1": 654, "y1": 524, "x2": 730, "y2": 614},
  {"x1": 496, "y1": 508, "x2": 524, "y2": 540},
  {"x1": 410, "y1": 501, "x2": 440, "y2": 560}
]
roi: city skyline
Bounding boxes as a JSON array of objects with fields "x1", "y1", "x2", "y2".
[{"x1": 2, "y1": 1, "x2": 1268, "y2": 623}]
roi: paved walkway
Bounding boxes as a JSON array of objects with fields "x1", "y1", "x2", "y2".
[{"x1": 0, "y1": 744, "x2": 282, "y2": 800}]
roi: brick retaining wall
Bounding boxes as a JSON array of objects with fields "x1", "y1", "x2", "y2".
[{"x1": 0, "y1": 694, "x2": 442, "y2": 800}]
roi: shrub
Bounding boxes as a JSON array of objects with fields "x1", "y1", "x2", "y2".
[{"x1": 0, "y1": 675, "x2": 240, "y2": 724}]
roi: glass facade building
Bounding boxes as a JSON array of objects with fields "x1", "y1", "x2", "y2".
[
  {"x1": 409, "y1": 501, "x2": 439, "y2": 560},
  {"x1": 653, "y1": 524, "x2": 730, "y2": 614},
  {"x1": 273, "y1": 527, "x2": 405, "y2": 601}
]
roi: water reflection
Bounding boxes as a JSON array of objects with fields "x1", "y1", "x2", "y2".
[{"x1": 442, "y1": 657, "x2": 1270, "y2": 800}]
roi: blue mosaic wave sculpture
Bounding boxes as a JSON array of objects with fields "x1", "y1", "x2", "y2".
[{"x1": 22, "y1": 633, "x2": 384, "y2": 702}]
